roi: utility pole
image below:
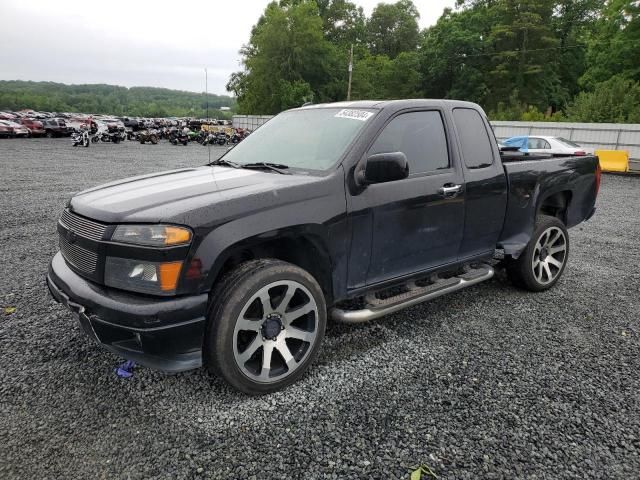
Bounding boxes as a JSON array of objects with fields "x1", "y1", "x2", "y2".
[
  {"x1": 347, "y1": 44, "x2": 353, "y2": 101},
  {"x1": 205, "y1": 68, "x2": 209, "y2": 121}
]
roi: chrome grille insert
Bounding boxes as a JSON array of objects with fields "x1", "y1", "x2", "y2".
[
  {"x1": 60, "y1": 209, "x2": 107, "y2": 241},
  {"x1": 59, "y1": 235, "x2": 98, "y2": 274}
]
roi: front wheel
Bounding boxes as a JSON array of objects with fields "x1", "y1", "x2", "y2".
[
  {"x1": 507, "y1": 215, "x2": 569, "y2": 291},
  {"x1": 204, "y1": 259, "x2": 327, "y2": 395}
]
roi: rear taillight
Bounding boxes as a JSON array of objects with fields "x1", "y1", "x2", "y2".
[
  {"x1": 574, "y1": 151, "x2": 586, "y2": 156},
  {"x1": 595, "y1": 162, "x2": 601, "y2": 197}
]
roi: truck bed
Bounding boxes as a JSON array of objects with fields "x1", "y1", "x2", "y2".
[{"x1": 498, "y1": 154, "x2": 599, "y2": 257}]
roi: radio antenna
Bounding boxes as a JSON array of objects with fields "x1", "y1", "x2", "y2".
[{"x1": 205, "y1": 67, "x2": 211, "y2": 165}]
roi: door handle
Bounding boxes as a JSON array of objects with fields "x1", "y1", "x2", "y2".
[{"x1": 439, "y1": 184, "x2": 462, "y2": 197}]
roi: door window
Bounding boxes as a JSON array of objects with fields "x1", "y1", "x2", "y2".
[{"x1": 369, "y1": 111, "x2": 449, "y2": 175}]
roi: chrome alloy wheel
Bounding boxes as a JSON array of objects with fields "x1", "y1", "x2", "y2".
[
  {"x1": 233, "y1": 280, "x2": 319, "y2": 383},
  {"x1": 532, "y1": 226, "x2": 567, "y2": 285}
]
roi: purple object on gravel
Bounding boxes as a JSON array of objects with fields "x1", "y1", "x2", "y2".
[{"x1": 115, "y1": 360, "x2": 136, "y2": 378}]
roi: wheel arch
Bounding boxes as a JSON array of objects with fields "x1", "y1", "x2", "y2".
[
  {"x1": 203, "y1": 226, "x2": 334, "y2": 305},
  {"x1": 500, "y1": 189, "x2": 573, "y2": 260},
  {"x1": 537, "y1": 190, "x2": 572, "y2": 224}
]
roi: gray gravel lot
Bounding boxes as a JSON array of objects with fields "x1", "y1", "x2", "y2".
[{"x1": 0, "y1": 138, "x2": 639, "y2": 479}]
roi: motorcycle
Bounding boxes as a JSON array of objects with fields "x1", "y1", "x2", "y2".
[
  {"x1": 71, "y1": 127, "x2": 90, "y2": 147},
  {"x1": 227, "y1": 128, "x2": 248, "y2": 145},
  {"x1": 201, "y1": 132, "x2": 218, "y2": 146},
  {"x1": 138, "y1": 129, "x2": 159, "y2": 145},
  {"x1": 100, "y1": 132, "x2": 122, "y2": 143},
  {"x1": 102, "y1": 123, "x2": 126, "y2": 143},
  {"x1": 169, "y1": 130, "x2": 189, "y2": 146}
]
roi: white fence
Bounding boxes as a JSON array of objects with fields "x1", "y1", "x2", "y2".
[
  {"x1": 232, "y1": 115, "x2": 273, "y2": 131},
  {"x1": 492, "y1": 121, "x2": 640, "y2": 165}
]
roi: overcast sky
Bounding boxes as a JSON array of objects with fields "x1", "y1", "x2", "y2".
[{"x1": 0, "y1": 0, "x2": 456, "y2": 95}]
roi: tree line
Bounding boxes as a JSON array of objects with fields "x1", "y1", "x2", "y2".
[
  {"x1": 227, "y1": 0, "x2": 640, "y2": 123},
  {"x1": 0, "y1": 81, "x2": 237, "y2": 118}
]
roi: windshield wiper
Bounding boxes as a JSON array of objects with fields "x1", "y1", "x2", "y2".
[
  {"x1": 208, "y1": 158, "x2": 241, "y2": 168},
  {"x1": 241, "y1": 162, "x2": 291, "y2": 174}
]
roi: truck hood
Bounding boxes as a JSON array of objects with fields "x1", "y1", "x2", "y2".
[{"x1": 69, "y1": 165, "x2": 320, "y2": 224}]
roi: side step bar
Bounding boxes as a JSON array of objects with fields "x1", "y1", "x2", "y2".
[{"x1": 331, "y1": 265, "x2": 494, "y2": 324}]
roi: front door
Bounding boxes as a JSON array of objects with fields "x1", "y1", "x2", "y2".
[{"x1": 358, "y1": 110, "x2": 465, "y2": 285}]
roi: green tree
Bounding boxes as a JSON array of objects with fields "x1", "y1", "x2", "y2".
[
  {"x1": 0, "y1": 80, "x2": 236, "y2": 118},
  {"x1": 317, "y1": 0, "x2": 367, "y2": 47},
  {"x1": 580, "y1": 0, "x2": 640, "y2": 89},
  {"x1": 367, "y1": 0, "x2": 420, "y2": 58},
  {"x1": 484, "y1": 0, "x2": 561, "y2": 110},
  {"x1": 229, "y1": 0, "x2": 335, "y2": 114},
  {"x1": 552, "y1": 0, "x2": 602, "y2": 100},
  {"x1": 567, "y1": 75, "x2": 640, "y2": 123},
  {"x1": 419, "y1": 6, "x2": 491, "y2": 104}
]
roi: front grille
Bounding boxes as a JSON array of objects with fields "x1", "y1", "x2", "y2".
[
  {"x1": 59, "y1": 235, "x2": 98, "y2": 274},
  {"x1": 60, "y1": 209, "x2": 107, "y2": 241}
]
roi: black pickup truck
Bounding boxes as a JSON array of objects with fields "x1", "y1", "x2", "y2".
[{"x1": 48, "y1": 100, "x2": 600, "y2": 394}]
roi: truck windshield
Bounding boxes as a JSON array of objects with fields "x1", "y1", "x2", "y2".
[{"x1": 221, "y1": 108, "x2": 376, "y2": 171}]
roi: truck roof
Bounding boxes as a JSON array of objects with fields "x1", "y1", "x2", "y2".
[{"x1": 298, "y1": 99, "x2": 482, "y2": 111}]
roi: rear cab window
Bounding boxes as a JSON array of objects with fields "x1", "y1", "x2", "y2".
[{"x1": 452, "y1": 108, "x2": 494, "y2": 169}]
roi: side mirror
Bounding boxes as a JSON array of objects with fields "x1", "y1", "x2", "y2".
[{"x1": 358, "y1": 152, "x2": 409, "y2": 185}]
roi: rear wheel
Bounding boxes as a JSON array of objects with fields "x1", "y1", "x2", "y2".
[
  {"x1": 507, "y1": 215, "x2": 569, "y2": 291},
  {"x1": 204, "y1": 259, "x2": 326, "y2": 395}
]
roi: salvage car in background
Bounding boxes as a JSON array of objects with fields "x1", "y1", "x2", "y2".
[
  {"x1": 5, "y1": 120, "x2": 30, "y2": 137},
  {"x1": 0, "y1": 120, "x2": 15, "y2": 137},
  {"x1": 503, "y1": 135, "x2": 592, "y2": 156},
  {"x1": 43, "y1": 118, "x2": 71, "y2": 137},
  {"x1": 20, "y1": 118, "x2": 45, "y2": 136},
  {"x1": 0, "y1": 120, "x2": 30, "y2": 137}
]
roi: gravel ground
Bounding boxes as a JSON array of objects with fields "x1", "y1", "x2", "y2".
[{"x1": 0, "y1": 138, "x2": 639, "y2": 479}]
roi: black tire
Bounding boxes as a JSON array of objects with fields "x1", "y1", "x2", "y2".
[
  {"x1": 139, "y1": 139, "x2": 145, "y2": 144},
  {"x1": 204, "y1": 259, "x2": 327, "y2": 395},
  {"x1": 46, "y1": 131, "x2": 53, "y2": 138},
  {"x1": 150, "y1": 135, "x2": 158, "y2": 144},
  {"x1": 507, "y1": 215, "x2": 569, "y2": 291}
]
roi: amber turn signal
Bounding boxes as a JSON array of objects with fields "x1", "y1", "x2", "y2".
[
  {"x1": 164, "y1": 226, "x2": 192, "y2": 246},
  {"x1": 158, "y1": 261, "x2": 183, "y2": 291}
]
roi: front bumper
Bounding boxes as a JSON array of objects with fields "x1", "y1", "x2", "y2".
[{"x1": 47, "y1": 252, "x2": 208, "y2": 372}]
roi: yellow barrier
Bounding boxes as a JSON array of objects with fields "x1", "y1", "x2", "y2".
[{"x1": 595, "y1": 150, "x2": 629, "y2": 173}]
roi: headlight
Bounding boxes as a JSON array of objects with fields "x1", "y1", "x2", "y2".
[
  {"x1": 111, "y1": 224, "x2": 192, "y2": 247},
  {"x1": 105, "y1": 257, "x2": 183, "y2": 295}
]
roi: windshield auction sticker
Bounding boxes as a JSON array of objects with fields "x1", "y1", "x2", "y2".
[{"x1": 334, "y1": 109, "x2": 374, "y2": 121}]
